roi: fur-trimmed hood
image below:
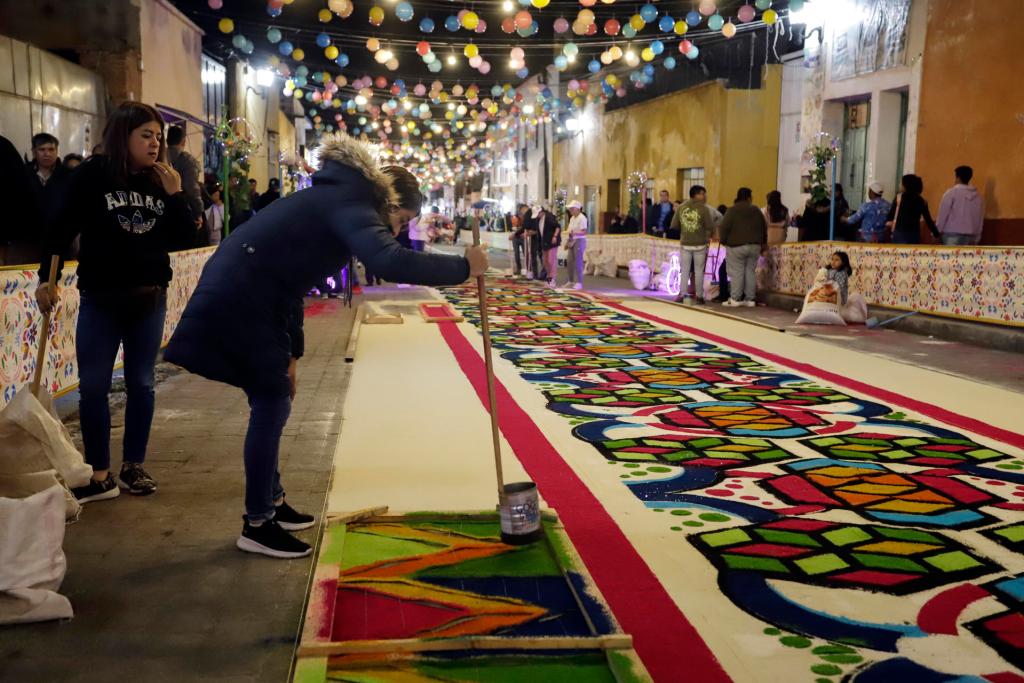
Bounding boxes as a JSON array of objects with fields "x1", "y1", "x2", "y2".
[{"x1": 314, "y1": 132, "x2": 397, "y2": 214}]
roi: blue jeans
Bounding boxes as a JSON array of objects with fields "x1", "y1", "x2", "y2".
[
  {"x1": 942, "y1": 233, "x2": 975, "y2": 246},
  {"x1": 77, "y1": 289, "x2": 167, "y2": 471},
  {"x1": 243, "y1": 392, "x2": 290, "y2": 522},
  {"x1": 410, "y1": 239, "x2": 426, "y2": 252}
]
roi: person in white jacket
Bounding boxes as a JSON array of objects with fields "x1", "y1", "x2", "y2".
[{"x1": 562, "y1": 201, "x2": 588, "y2": 290}]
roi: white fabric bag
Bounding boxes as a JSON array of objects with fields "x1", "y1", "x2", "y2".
[
  {"x1": 0, "y1": 482, "x2": 73, "y2": 624},
  {"x1": 0, "y1": 387, "x2": 92, "y2": 489},
  {"x1": 796, "y1": 269, "x2": 846, "y2": 326}
]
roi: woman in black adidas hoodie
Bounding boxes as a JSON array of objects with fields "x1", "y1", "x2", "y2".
[{"x1": 35, "y1": 102, "x2": 195, "y2": 502}]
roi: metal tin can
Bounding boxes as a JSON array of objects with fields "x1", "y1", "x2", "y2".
[{"x1": 499, "y1": 481, "x2": 542, "y2": 545}]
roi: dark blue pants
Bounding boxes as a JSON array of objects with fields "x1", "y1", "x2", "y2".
[
  {"x1": 76, "y1": 290, "x2": 167, "y2": 471},
  {"x1": 243, "y1": 392, "x2": 289, "y2": 522},
  {"x1": 410, "y1": 239, "x2": 426, "y2": 252}
]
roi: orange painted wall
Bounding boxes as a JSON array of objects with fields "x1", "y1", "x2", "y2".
[{"x1": 915, "y1": 0, "x2": 1024, "y2": 244}]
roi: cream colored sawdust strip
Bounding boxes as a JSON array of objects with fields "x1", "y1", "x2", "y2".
[{"x1": 327, "y1": 307, "x2": 533, "y2": 514}]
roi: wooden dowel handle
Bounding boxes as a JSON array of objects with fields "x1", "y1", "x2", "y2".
[{"x1": 471, "y1": 213, "x2": 505, "y2": 495}]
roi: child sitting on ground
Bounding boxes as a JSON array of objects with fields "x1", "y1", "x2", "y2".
[{"x1": 796, "y1": 251, "x2": 867, "y2": 325}]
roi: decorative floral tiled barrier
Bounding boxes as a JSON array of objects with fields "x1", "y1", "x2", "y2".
[
  {"x1": 0, "y1": 248, "x2": 215, "y2": 407},
  {"x1": 586, "y1": 235, "x2": 1023, "y2": 327}
]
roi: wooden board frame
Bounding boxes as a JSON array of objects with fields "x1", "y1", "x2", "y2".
[{"x1": 418, "y1": 302, "x2": 465, "y2": 323}]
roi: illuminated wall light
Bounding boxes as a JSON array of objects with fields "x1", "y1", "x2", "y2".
[{"x1": 256, "y1": 69, "x2": 275, "y2": 87}]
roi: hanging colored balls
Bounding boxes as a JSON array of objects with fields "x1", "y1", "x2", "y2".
[
  {"x1": 651, "y1": 39, "x2": 664, "y2": 55},
  {"x1": 267, "y1": 28, "x2": 282, "y2": 43},
  {"x1": 445, "y1": 15, "x2": 460, "y2": 31},
  {"x1": 369, "y1": 6, "x2": 385, "y2": 25},
  {"x1": 737, "y1": 4, "x2": 756, "y2": 22},
  {"x1": 208, "y1": 0, "x2": 222, "y2": 8},
  {"x1": 580, "y1": 0, "x2": 597, "y2": 6},
  {"x1": 292, "y1": 48, "x2": 305, "y2": 60},
  {"x1": 420, "y1": 17, "x2": 435, "y2": 32},
  {"x1": 267, "y1": 6, "x2": 282, "y2": 18},
  {"x1": 600, "y1": 51, "x2": 613, "y2": 64},
  {"x1": 278, "y1": 40, "x2": 293, "y2": 55},
  {"x1": 367, "y1": 37, "x2": 380, "y2": 51},
  {"x1": 722, "y1": 20, "x2": 737, "y2": 37},
  {"x1": 674, "y1": 20, "x2": 688, "y2": 34},
  {"x1": 375, "y1": 76, "x2": 388, "y2": 88},
  {"x1": 516, "y1": 67, "x2": 529, "y2": 78},
  {"x1": 763, "y1": 8, "x2": 778, "y2": 24},
  {"x1": 640, "y1": 47, "x2": 654, "y2": 61},
  {"x1": 622, "y1": 24, "x2": 637, "y2": 38},
  {"x1": 755, "y1": 0, "x2": 772, "y2": 9},
  {"x1": 501, "y1": 17, "x2": 516, "y2": 33},
  {"x1": 609, "y1": 45, "x2": 623, "y2": 59},
  {"x1": 686, "y1": 44, "x2": 699, "y2": 59},
  {"x1": 464, "y1": 43, "x2": 479, "y2": 58},
  {"x1": 664, "y1": 55, "x2": 676, "y2": 69},
  {"x1": 510, "y1": 46, "x2": 525, "y2": 61},
  {"x1": 396, "y1": 2, "x2": 414, "y2": 21},
  {"x1": 643, "y1": 64, "x2": 655, "y2": 76},
  {"x1": 415, "y1": 84, "x2": 427, "y2": 96},
  {"x1": 699, "y1": 0, "x2": 716, "y2": 16},
  {"x1": 686, "y1": 10, "x2": 701, "y2": 26},
  {"x1": 789, "y1": 0, "x2": 805, "y2": 11},
  {"x1": 532, "y1": 0, "x2": 550, "y2": 8},
  {"x1": 588, "y1": 59, "x2": 601, "y2": 73},
  {"x1": 515, "y1": 10, "x2": 532, "y2": 29},
  {"x1": 469, "y1": 55, "x2": 482, "y2": 67},
  {"x1": 416, "y1": 40, "x2": 431, "y2": 56},
  {"x1": 462, "y1": 11, "x2": 479, "y2": 29},
  {"x1": 639, "y1": 4, "x2": 658, "y2": 23},
  {"x1": 678, "y1": 39, "x2": 692, "y2": 53},
  {"x1": 577, "y1": 9, "x2": 595, "y2": 25},
  {"x1": 554, "y1": 17, "x2": 570, "y2": 33},
  {"x1": 217, "y1": 18, "x2": 234, "y2": 33},
  {"x1": 563, "y1": 42, "x2": 579, "y2": 57},
  {"x1": 422, "y1": 51, "x2": 436, "y2": 63},
  {"x1": 629, "y1": 14, "x2": 645, "y2": 30},
  {"x1": 554, "y1": 55, "x2": 568, "y2": 69},
  {"x1": 587, "y1": 21, "x2": 598, "y2": 35},
  {"x1": 318, "y1": 8, "x2": 332, "y2": 22},
  {"x1": 232, "y1": 34, "x2": 246, "y2": 49},
  {"x1": 325, "y1": 45, "x2": 339, "y2": 59},
  {"x1": 336, "y1": 53, "x2": 350, "y2": 67},
  {"x1": 316, "y1": 32, "x2": 330, "y2": 48},
  {"x1": 604, "y1": 18, "x2": 620, "y2": 35},
  {"x1": 658, "y1": 15, "x2": 674, "y2": 32},
  {"x1": 708, "y1": 14, "x2": 724, "y2": 30}
]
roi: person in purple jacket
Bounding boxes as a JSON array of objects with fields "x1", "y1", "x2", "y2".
[{"x1": 936, "y1": 166, "x2": 985, "y2": 246}]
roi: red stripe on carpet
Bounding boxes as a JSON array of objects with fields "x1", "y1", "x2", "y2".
[
  {"x1": 438, "y1": 321, "x2": 729, "y2": 683},
  {"x1": 917, "y1": 583, "x2": 991, "y2": 635},
  {"x1": 599, "y1": 300, "x2": 1024, "y2": 451}
]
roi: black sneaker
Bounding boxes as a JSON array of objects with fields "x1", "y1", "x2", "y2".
[
  {"x1": 274, "y1": 501, "x2": 316, "y2": 531},
  {"x1": 118, "y1": 462, "x2": 157, "y2": 495},
  {"x1": 71, "y1": 474, "x2": 120, "y2": 504},
  {"x1": 236, "y1": 518, "x2": 312, "y2": 559}
]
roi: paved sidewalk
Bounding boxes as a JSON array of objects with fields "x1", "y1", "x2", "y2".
[{"x1": 1, "y1": 298, "x2": 356, "y2": 683}]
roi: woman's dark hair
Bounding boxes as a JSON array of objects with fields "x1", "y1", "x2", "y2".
[
  {"x1": 102, "y1": 101, "x2": 166, "y2": 185},
  {"x1": 63, "y1": 153, "x2": 84, "y2": 165},
  {"x1": 901, "y1": 174, "x2": 924, "y2": 196},
  {"x1": 830, "y1": 250, "x2": 853, "y2": 276},
  {"x1": 766, "y1": 190, "x2": 788, "y2": 223},
  {"x1": 381, "y1": 165, "x2": 424, "y2": 214}
]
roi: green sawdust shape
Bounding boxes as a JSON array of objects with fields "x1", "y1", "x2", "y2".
[
  {"x1": 414, "y1": 543, "x2": 561, "y2": 578},
  {"x1": 415, "y1": 653, "x2": 618, "y2": 682},
  {"x1": 414, "y1": 520, "x2": 503, "y2": 538},
  {"x1": 293, "y1": 656, "x2": 327, "y2": 683},
  {"x1": 319, "y1": 525, "x2": 347, "y2": 566},
  {"x1": 994, "y1": 525, "x2": 1024, "y2": 543},
  {"x1": 851, "y1": 553, "x2": 927, "y2": 573},
  {"x1": 340, "y1": 532, "x2": 443, "y2": 571}
]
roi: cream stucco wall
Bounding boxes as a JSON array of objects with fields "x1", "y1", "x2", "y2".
[{"x1": 139, "y1": 0, "x2": 203, "y2": 158}]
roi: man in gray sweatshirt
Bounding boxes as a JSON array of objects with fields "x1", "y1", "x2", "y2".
[
  {"x1": 937, "y1": 166, "x2": 985, "y2": 246},
  {"x1": 719, "y1": 187, "x2": 768, "y2": 307},
  {"x1": 670, "y1": 184, "x2": 715, "y2": 303}
]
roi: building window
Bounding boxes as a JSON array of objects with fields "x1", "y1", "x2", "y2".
[
  {"x1": 677, "y1": 167, "x2": 705, "y2": 200},
  {"x1": 201, "y1": 54, "x2": 226, "y2": 175}
]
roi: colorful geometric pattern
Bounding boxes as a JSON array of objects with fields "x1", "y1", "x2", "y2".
[
  {"x1": 592, "y1": 435, "x2": 795, "y2": 467},
  {"x1": 965, "y1": 575, "x2": 1024, "y2": 671},
  {"x1": 295, "y1": 514, "x2": 648, "y2": 683},
  {"x1": 800, "y1": 433, "x2": 1011, "y2": 466},
  {"x1": 692, "y1": 518, "x2": 995, "y2": 594},
  {"x1": 0, "y1": 248, "x2": 214, "y2": 406},
  {"x1": 763, "y1": 459, "x2": 997, "y2": 528},
  {"x1": 441, "y1": 280, "x2": 1024, "y2": 679}
]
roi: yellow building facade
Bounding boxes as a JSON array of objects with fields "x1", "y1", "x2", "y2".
[{"x1": 553, "y1": 65, "x2": 782, "y2": 228}]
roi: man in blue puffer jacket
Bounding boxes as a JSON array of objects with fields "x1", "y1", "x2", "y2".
[{"x1": 165, "y1": 133, "x2": 487, "y2": 558}]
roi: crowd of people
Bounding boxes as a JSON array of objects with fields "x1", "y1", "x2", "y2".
[
  {"x1": 0, "y1": 124, "x2": 292, "y2": 266},
  {"x1": 25, "y1": 101, "x2": 488, "y2": 560}
]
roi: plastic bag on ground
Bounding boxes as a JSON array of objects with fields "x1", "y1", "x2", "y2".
[
  {"x1": 842, "y1": 292, "x2": 868, "y2": 324},
  {"x1": 0, "y1": 482, "x2": 73, "y2": 625},
  {"x1": 0, "y1": 388, "x2": 91, "y2": 488}
]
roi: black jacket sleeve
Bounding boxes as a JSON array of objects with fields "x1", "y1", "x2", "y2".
[
  {"x1": 39, "y1": 160, "x2": 94, "y2": 282},
  {"x1": 287, "y1": 297, "x2": 304, "y2": 359},
  {"x1": 339, "y1": 212, "x2": 470, "y2": 286},
  {"x1": 921, "y1": 200, "x2": 939, "y2": 237},
  {"x1": 164, "y1": 191, "x2": 199, "y2": 252}
]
